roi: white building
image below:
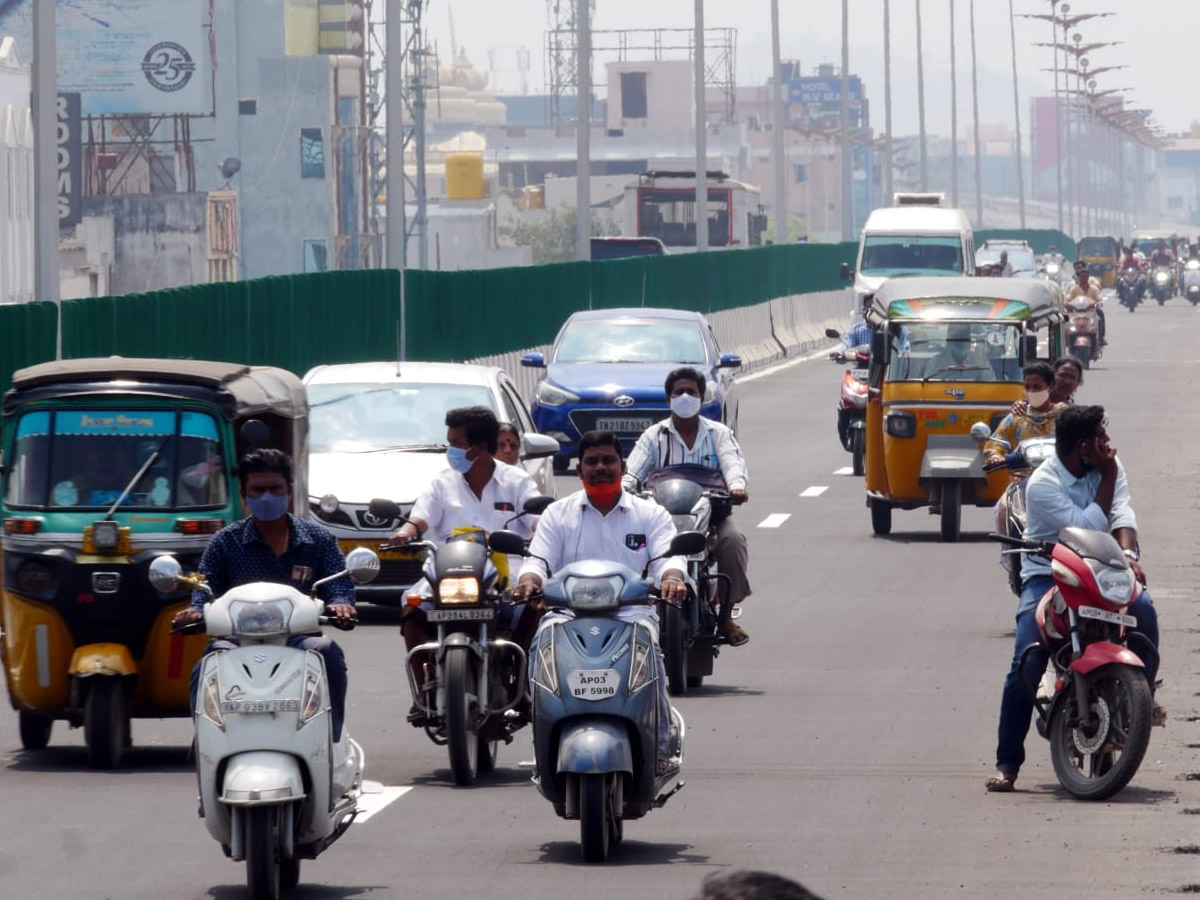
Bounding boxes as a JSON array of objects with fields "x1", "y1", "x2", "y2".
[{"x1": 0, "y1": 36, "x2": 32, "y2": 304}]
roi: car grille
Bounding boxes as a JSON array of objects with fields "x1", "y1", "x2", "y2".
[
  {"x1": 377, "y1": 557, "x2": 425, "y2": 586},
  {"x1": 568, "y1": 408, "x2": 667, "y2": 435}
]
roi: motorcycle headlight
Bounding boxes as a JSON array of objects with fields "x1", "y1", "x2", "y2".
[
  {"x1": 1091, "y1": 563, "x2": 1136, "y2": 607},
  {"x1": 299, "y1": 671, "x2": 324, "y2": 726},
  {"x1": 1188, "y1": 260, "x2": 1200, "y2": 271},
  {"x1": 564, "y1": 575, "x2": 623, "y2": 612},
  {"x1": 627, "y1": 625, "x2": 655, "y2": 695},
  {"x1": 228, "y1": 599, "x2": 291, "y2": 637},
  {"x1": 200, "y1": 670, "x2": 225, "y2": 729},
  {"x1": 535, "y1": 381, "x2": 581, "y2": 407},
  {"x1": 437, "y1": 576, "x2": 480, "y2": 605},
  {"x1": 532, "y1": 628, "x2": 559, "y2": 695},
  {"x1": 1155, "y1": 271, "x2": 1169, "y2": 283}
]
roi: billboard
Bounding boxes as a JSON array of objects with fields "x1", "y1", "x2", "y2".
[
  {"x1": 57, "y1": 92, "x2": 81, "y2": 227},
  {"x1": 787, "y1": 76, "x2": 867, "y2": 133},
  {"x1": 0, "y1": 0, "x2": 212, "y2": 115}
]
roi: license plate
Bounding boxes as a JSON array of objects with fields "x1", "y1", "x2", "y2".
[
  {"x1": 596, "y1": 417, "x2": 653, "y2": 433},
  {"x1": 219, "y1": 698, "x2": 301, "y2": 714},
  {"x1": 566, "y1": 669, "x2": 620, "y2": 701},
  {"x1": 850, "y1": 369, "x2": 868, "y2": 380},
  {"x1": 1078, "y1": 605, "x2": 1137, "y2": 628},
  {"x1": 426, "y1": 608, "x2": 495, "y2": 623}
]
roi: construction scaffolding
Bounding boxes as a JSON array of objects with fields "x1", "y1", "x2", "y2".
[
  {"x1": 82, "y1": 114, "x2": 201, "y2": 197},
  {"x1": 546, "y1": 20, "x2": 738, "y2": 127}
]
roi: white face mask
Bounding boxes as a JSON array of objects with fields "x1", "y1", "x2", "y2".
[
  {"x1": 1026, "y1": 389, "x2": 1051, "y2": 409},
  {"x1": 670, "y1": 392, "x2": 702, "y2": 419}
]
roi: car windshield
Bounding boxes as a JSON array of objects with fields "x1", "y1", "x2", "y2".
[
  {"x1": 976, "y1": 247, "x2": 1036, "y2": 274},
  {"x1": 4, "y1": 409, "x2": 228, "y2": 510},
  {"x1": 886, "y1": 322, "x2": 1024, "y2": 383},
  {"x1": 307, "y1": 383, "x2": 494, "y2": 453},
  {"x1": 554, "y1": 319, "x2": 707, "y2": 364},
  {"x1": 860, "y1": 235, "x2": 964, "y2": 277}
]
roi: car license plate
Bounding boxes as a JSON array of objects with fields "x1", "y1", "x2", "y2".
[
  {"x1": 1078, "y1": 605, "x2": 1137, "y2": 628},
  {"x1": 219, "y1": 698, "x2": 301, "y2": 714},
  {"x1": 426, "y1": 608, "x2": 495, "y2": 623},
  {"x1": 566, "y1": 669, "x2": 620, "y2": 701},
  {"x1": 596, "y1": 417, "x2": 653, "y2": 433}
]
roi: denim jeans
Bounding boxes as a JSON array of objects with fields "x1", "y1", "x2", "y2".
[
  {"x1": 995, "y1": 575, "x2": 1158, "y2": 776},
  {"x1": 189, "y1": 634, "x2": 348, "y2": 742}
]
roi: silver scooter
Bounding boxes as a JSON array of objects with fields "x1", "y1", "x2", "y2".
[{"x1": 149, "y1": 548, "x2": 379, "y2": 900}]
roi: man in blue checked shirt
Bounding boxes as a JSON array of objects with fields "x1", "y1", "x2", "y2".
[
  {"x1": 624, "y1": 366, "x2": 751, "y2": 646},
  {"x1": 173, "y1": 449, "x2": 357, "y2": 741}
]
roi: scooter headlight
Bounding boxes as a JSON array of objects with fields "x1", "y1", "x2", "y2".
[
  {"x1": 627, "y1": 625, "x2": 656, "y2": 695},
  {"x1": 228, "y1": 599, "x2": 292, "y2": 637},
  {"x1": 299, "y1": 671, "x2": 324, "y2": 726},
  {"x1": 437, "y1": 576, "x2": 480, "y2": 605},
  {"x1": 1091, "y1": 563, "x2": 1137, "y2": 607},
  {"x1": 1188, "y1": 260, "x2": 1200, "y2": 271},
  {"x1": 200, "y1": 670, "x2": 225, "y2": 729},
  {"x1": 564, "y1": 575, "x2": 622, "y2": 612},
  {"x1": 1155, "y1": 271, "x2": 1169, "y2": 283},
  {"x1": 532, "y1": 628, "x2": 560, "y2": 696}
]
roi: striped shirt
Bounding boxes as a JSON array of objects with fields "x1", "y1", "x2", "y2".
[{"x1": 622, "y1": 416, "x2": 748, "y2": 491}]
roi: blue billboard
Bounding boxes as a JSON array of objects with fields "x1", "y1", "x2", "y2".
[{"x1": 787, "y1": 76, "x2": 867, "y2": 134}]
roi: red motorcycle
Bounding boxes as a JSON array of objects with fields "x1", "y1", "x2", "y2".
[
  {"x1": 830, "y1": 344, "x2": 870, "y2": 476},
  {"x1": 993, "y1": 526, "x2": 1157, "y2": 801}
]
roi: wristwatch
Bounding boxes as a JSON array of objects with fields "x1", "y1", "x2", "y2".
[{"x1": 1122, "y1": 547, "x2": 1140, "y2": 562}]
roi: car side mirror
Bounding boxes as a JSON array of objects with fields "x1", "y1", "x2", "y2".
[
  {"x1": 521, "y1": 352, "x2": 547, "y2": 369},
  {"x1": 521, "y1": 432, "x2": 560, "y2": 460},
  {"x1": 148, "y1": 555, "x2": 182, "y2": 593},
  {"x1": 839, "y1": 262, "x2": 852, "y2": 281},
  {"x1": 488, "y1": 530, "x2": 528, "y2": 556}
]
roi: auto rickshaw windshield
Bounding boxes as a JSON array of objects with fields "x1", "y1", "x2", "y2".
[
  {"x1": 886, "y1": 321, "x2": 1024, "y2": 383},
  {"x1": 3, "y1": 408, "x2": 228, "y2": 510}
]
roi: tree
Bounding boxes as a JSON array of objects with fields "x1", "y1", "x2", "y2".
[{"x1": 499, "y1": 205, "x2": 615, "y2": 264}]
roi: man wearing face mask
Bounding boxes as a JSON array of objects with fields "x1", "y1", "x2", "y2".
[
  {"x1": 985, "y1": 406, "x2": 1163, "y2": 792},
  {"x1": 1066, "y1": 259, "x2": 1107, "y2": 346},
  {"x1": 173, "y1": 449, "x2": 357, "y2": 742},
  {"x1": 623, "y1": 366, "x2": 752, "y2": 646},
  {"x1": 391, "y1": 406, "x2": 541, "y2": 723}
]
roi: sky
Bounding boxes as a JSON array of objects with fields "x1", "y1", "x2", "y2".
[{"x1": 434, "y1": 0, "x2": 1197, "y2": 138}]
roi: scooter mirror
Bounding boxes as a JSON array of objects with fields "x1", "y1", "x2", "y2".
[
  {"x1": 148, "y1": 555, "x2": 183, "y2": 593},
  {"x1": 368, "y1": 498, "x2": 402, "y2": 521},
  {"x1": 825, "y1": 327, "x2": 841, "y2": 339},
  {"x1": 969, "y1": 422, "x2": 993, "y2": 444},
  {"x1": 522, "y1": 495, "x2": 555, "y2": 516},
  {"x1": 668, "y1": 531, "x2": 706, "y2": 557},
  {"x1": 488, "y1": 530, "x2": 528, "y2": 556},
  {"x1": 344, "y1": 547, "x2": 380, "y2": 585}
]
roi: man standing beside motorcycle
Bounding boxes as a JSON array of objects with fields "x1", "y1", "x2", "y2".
[
  {"x1": 623, "y1": 366, "x2": 752, "y2": 646},
  {"x1": 173, "y1": 449, "x2": 357, "y2": 742},
  {"x1": 985, "y1": 406, "x2": 1162, "y2": 792},
  {"x1": 1065, "y1": 260, "x2": 1107, "y2": 346},
  {"x1": 511, "y1": 431, "x2": 688, "y2": 772},
  {"x1": 390, "y1": 406, "x2": 543, "y2": 723}
]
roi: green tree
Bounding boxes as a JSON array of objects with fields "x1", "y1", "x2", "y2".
[{"x1": 499, "y1": 205, "x2": 614, "y2": 264}]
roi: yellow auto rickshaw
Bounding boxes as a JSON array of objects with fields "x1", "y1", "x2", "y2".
[
  {"x1": 1077, "y1": 236, "x2": 1120, "y2": 289},
  {"x1": 863, "y1": 278, "x2": 1066, "y2": 541},
  {"x1": 0, "y1": 359, "x2": 308, "y2": 767}
]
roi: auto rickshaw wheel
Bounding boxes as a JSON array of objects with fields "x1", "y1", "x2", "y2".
[
  {"x1": 939, "y1": 482, "x2": 962, "y2": 543},
  {"x1": 18, "y1": 711, "x2": 53, "y2": 751},
  {"x1": 83, "y1": 678, "x2": 128, "y2": 769},
  {"x1": 870, "y1": 500, "x2": 893, "y2": 536}
]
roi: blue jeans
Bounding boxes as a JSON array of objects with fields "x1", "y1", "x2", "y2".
[
  {"x1": 995, "y1": 575, "x2": 1158, "y2": 776},
  {"x1": 189, "y1": 634, "x2": 348, "y2": 742}
]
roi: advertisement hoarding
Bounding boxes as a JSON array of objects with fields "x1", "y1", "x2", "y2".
[
  {"x1": 57, "y1": 91, "x2": 81, "y2": 228},
  {"x1": 0, "y1": 0, "x2": 211, "y2": 115},
  {"x1": 787, "y1": 76, "x2": 867, "y2": 134}
]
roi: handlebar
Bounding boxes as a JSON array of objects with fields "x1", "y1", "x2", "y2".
[
  {"x1": 320, "y1": 614, "x2": 358, "y2": 632},
  {"x1": 988, "y1": 533, "x2": 1054, "y2": 557}
]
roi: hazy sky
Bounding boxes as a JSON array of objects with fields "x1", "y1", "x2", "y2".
[{"x1": 437, "y1": 0, "x2": 1194, "y2": 137}]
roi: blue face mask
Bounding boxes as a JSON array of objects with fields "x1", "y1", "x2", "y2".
[
  {"x1": 247, "y1": 490, "x2": 290, "y2": 522},
  {"x1": 446, "y1": 446, "x2": 474, "y2": 474}
]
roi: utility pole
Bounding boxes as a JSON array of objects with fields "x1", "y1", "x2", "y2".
[
  {"x1": 694, "y1": 0, "x2": 709, "y2": 252},
  {"x1": 575, "y1": 0, "x2": 591, "y2": 260},
  {"x1": 949, "y1": 0, "x2": 958, "y2": 207},
  {"x1": 33, "y1": 0, "x2": 59, "y2": 356},
  {"x1": 916, "y1": 0, "x2": 928, "y2": 191},
  {"x1": 884, "y1": 0, "x2": 894, "y2": 204},
  {"x1": 771, "y1": 0, "x2": 787, "y2": 244},
  {"x1": 1009, "y1": 0, "x2": 1026, "y2": 227},
  {"x1": 970, "y1": 0, "x2": 983, "y2": 226},
  {"x1": 840, "y1": 0, "x2": 852, "y2": 239},
  {"x1": 385, "y1": 0, "x2": 406, "y2": 357}
]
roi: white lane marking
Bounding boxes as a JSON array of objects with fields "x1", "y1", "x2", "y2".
[
  {"x1": 757, "y1": 513, "x2": 791, "y2": 529},
  {"x1": 834, "y1": 466, "x2": 855, "y2": 475},
  {"x1": 799, "y1": 486, "x2": 829, "y2": 498},
  {"x1": 354, "y1": 784, "x2": 412, "y2": 823},
  {"x1": 738, "y1": 344, "x2": 839, "y2": 383}
]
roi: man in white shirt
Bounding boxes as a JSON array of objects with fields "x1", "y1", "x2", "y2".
[
  {"x1": 392, "y1": 406, "x2": 542, "y2": 723},
  {"x1": 512, "y1": 431, "x2": 688, "y2": 771},
  {"x1": 623, "y1": 366, "x2": 752, "y2": 645}
]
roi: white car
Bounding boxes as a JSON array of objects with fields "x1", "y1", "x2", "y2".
[{"x1": 303, "y1": 362, "x2": 559, "y2": 605}]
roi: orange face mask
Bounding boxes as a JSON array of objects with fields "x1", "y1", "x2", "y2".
[{"x1": 583, "y1": 480, "x2": 622, "y2": 506}]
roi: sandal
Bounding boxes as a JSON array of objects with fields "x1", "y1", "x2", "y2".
[
  {"x1": 720, "y1": 622, "x2": 749, "y2": 647},
  {"x1": 985, "y1": 770, "x2": 1016, "y2": 792}
]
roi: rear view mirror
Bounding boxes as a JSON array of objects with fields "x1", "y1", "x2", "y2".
[
  {"x1": 825, "y1": 327, "x2": 841, "y2": 339},
  {"x1": 344, "y1": 547, "x2": 380, "y2": 585},
  {"x1": 668, "y1": 531, "x2": 706, "y2": 557},
  {"x1": 368, "y1": 498, "x2": 402, "y2": 520},
  {"x1": 488, "y1": 530, "x2": 528, "y2": 556},
  {"x1": 970, "y1": 422, "x2": 993, "y2": 444},
  {"x1": 521, "y1": 432, "x2": 560, "y2": 460},
  {"x1": 522, "y1": 495, "x2": 555, "y2": 516},
  {"x1": 148, "y1": 556, "x2": 182, "y2": 594}
]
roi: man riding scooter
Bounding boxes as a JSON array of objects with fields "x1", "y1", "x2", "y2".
[{"x1": 1065, "y1": 260, "x2": 1106, "y2": 347}]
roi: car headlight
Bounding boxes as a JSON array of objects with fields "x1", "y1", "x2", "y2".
[
  {"x1": 532, "y1": 628, "x2": 559, "y2": 695},
  {"x1": 438, "y1": 576, "x2": 479, "y2": 605},
  {"x1": 1092, "y1": 564, "x2": 1136, "y2": 607},
  {"x1": 319, "y1": 494, "x2": 340, "y2": 515},
  {"x1": 535, "y1": 381, "x2": 581, "y2": 407},
  {"x1": 627, "y1": 625, "x2": 655, "y2": 695},
  {"x1": 299, "y1": 671, "x2": 324, "y2": 726},
  {"x1": 229, "y1": 599, "x2": 291, "y2": 637},
  {"x1": 564, "y1": 575, "x2": 622, "y2": 612},
  {"x1": 200, "y1": 670, "x2": 225, "y2": 729}
]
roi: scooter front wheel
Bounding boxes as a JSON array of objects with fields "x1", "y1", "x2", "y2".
[
  {"x1": 579, "y1": 773, "x2": 613, "y2": 863},
  {"x1": 245, "y1": 806, "x2": 281, "y2": 900},
  {"x1": 1049, "y1": 664, "x2": 1152, "y2": 801}
]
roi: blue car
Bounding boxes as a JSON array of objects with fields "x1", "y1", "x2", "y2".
[{"x1": 523, "y1": 307, "x2": 742, "y2": 469}]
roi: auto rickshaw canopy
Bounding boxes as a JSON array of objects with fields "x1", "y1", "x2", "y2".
[{"x1": 866, "y1": 277, "x2": 1065, "y2": 328}]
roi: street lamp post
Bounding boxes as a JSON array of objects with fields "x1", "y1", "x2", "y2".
[
  {"x1": 33, "y1": 0, "x2": 59, "y2": 355},
  {"x1": 1008, "y1": 0, "x2": 1026, "y2": 227},
  {"x1": 840, "y1": 0, "x2": 853, "y2": 240},
  {"x1": 949, "y1": 0, "x2": 958, "y2": 207},
  {"x1": 916, "y1": 0, "x2": 928, "y2": 190},
  {"x1": 884, "y1": 0, "x2": 894, "y2": 203},
  {"x1": 970, "y1": 0, "x2": 982, "y2": 226},
  {"x1": 694, "y1": 0, "x2": 708, "y2": 252}
]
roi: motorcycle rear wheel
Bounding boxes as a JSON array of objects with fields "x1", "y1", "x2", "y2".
[
  {"x1": 579, "y1": 773, "x2": 612, "y2": 863},
  {"x1": 245, "y1": 806, "x2": 281, "y2": 900},
  {"x1": 1049, "y1": 664, "x2": 1152, "y2": 801},
  {"x1": 445, "y1": 650, "x2": 480, "y2": 786}
]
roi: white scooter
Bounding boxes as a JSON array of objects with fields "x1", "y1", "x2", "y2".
[{"x1": 149, "y1": 548, "x2": 380, "y2": 900}]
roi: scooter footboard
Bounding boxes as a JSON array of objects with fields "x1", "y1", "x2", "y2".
[
  {"x1": 557, "y1": 720, "x2": 634, "y2": 775},
  {"x1": 221, "y1": 751, "x2": 307, "y2": 805}
]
